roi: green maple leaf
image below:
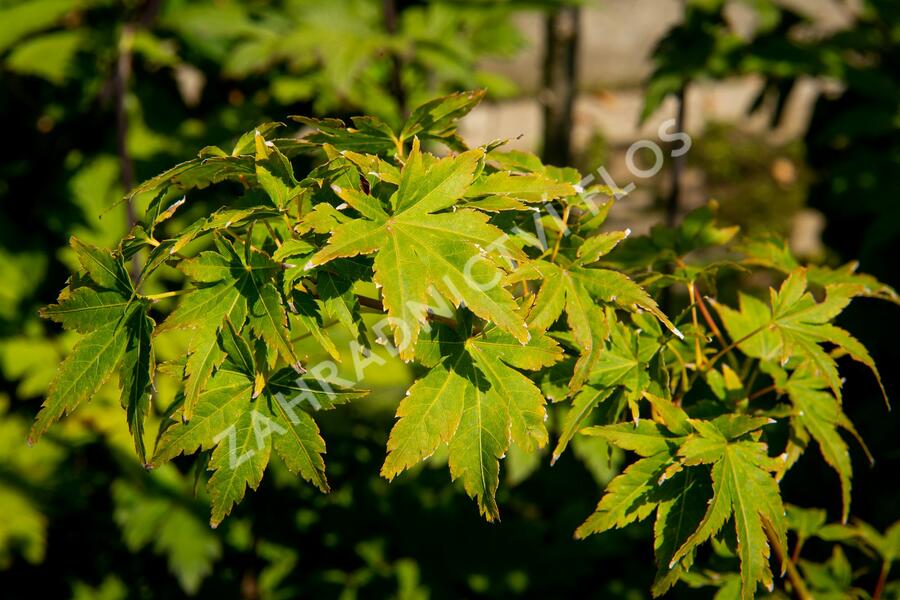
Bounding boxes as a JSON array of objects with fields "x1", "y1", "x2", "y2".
[
  {"x1": 399, "y1": 90, "x2": 485, "y2": 150},
  {"x1": 574, "y1": 418, "x2": 707, "y2": 596},
  {"x1": 575, "y1": 421, "x2": 684, "y2": 536},
  {"x1": 551, "y1": 317, "x2": 664, "y2": 461},
  {"x1": 650, "y1": 468, "x2": 711, "y2": 596},
  {"x1": 670, "y1": 417, "x2": 788, "y2": 600},
  {"x1": 70, "y1": 237, "x2": 133, "y2": 294},
  {"x1": 294, "y1": 90, "x2": 485, "y2": 156},
  {"x1": 40, "y1": 286, "x2": 131, "y2": 333},
  {"x1": 119, "y1": 308, "x2": 155, "y2": 464},
  {"x1": 292, "y1": 115, "x2": 397, "y2": 155},
  {"x1": 253, "y1": 130, "x2": 303, "y2": 209},
  {"x1": 127, "y1": 123, "x2": 307, "y2": 203},
  {"x1": 306, "y1": 140, "x2": 529, "y2": 359},
  {"x1": 577, "y1": 414, "x2": 786, "y2": 600},
  {"x1": 30, "y1": 311, "x2": 132, "y2": 443},
  {"x1": 779, "y1": 365, "x2": 869, "y2": 523},
  {"x1": 576, "y1": 447, "x2": 673, "y2": 535},
  {"x1": 739, "y1": 235, "x2": 900, "y2": 304},
  {"x1": 33, "y1": 239, "x2": 153, "y2": 459},
  {"x1": 381, "y1": 324, "x2": 562, "y2": 520},
  {"x1": 157, "y1": 235, "x2": 304, "y2": 418},
  {"x1": 152, "y1": 321, "x2": 361, "y2": 526},
  {"x1": 714, "y1": 269, "x2": 886, "y2": 402},
  {"x1": 590, "y1": 318, "x2": 664, "y2": 414},
  {"x1": 508, "y1": 230, "x2": 680, "y2": 391}
]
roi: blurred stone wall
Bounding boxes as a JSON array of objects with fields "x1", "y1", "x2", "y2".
[{"x1": 460, "y1": 0, "x2": 858, "y2": 252}]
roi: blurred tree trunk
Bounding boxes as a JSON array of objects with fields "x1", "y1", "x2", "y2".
[
  {"x1": 382, "y1": 0, "x2": 407, "y2": 119},
  {"x1": 115, "y1": 0, "x2": 160, "y2": 282},
  {"x1": 665, "y1": 85, "x2": 687, "y2": 227},
  {"x1": 540, "y1": 5, "x2": 580, "y2": 166}
]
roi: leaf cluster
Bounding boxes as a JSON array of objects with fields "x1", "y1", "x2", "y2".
[{"x1": 35, "y1": 91, "x2": 898, "y2": 597}]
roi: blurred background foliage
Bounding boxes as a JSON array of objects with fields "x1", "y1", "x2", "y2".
[{"x1": 0, "y1": 0, "x2": 898, "y2": 598}]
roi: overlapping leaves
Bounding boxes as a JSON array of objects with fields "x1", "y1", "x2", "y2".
[
  {"x1": 306, "y1": 138, "x2": 531, "y2": 359},
  {"x1": 382, "y1": 324, "x2": 562, "y2": 520},
  {"x1": 577, "y1": 414, "x2": 787, "y2": 599},
  {"x1": 35, "y1": 239, "x2": 154, "y2": 463},
  {"x1": 31, "y1": 91, "x2": 896, "y2": 599}
]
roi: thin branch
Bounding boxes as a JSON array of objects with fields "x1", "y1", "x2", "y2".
[
  {"x1": 697, "y1": 293, "x2": 727, "y2": 349},
  {"x1": 114, "y1": 0, "x2": 161, "y2": 286},
  {"x1": 115, "y1": 24, "x2": 137, "y2": 282},
  {"x1": 873, "y1": 560, "x2": 890, "y2": 600},
  {"x1": 355, "y1": 294, "x2": 458, "y2": 329},
  {"x1": 688, "y1": 283, "x2": 704, "y2": 367},
  {"x1": 790, "y1": 537, "x2": 804, "y2": 565},
  {"x1": 144, "y1": 289, "x2": 191, "y2": 301},
  {"x1": 706, "y1": 324, "x2": 767, "y2": 370},
  {"x1": 549, "y1": 204, "x2": 572, "y2": 262},
  {"x1": 263, "y1": 221, "x2": 282, "y2": 248},
  {"x1": 748, "y1": 383, "x2": 777, "y2": 403}
]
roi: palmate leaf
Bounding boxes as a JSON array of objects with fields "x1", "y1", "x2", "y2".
[
  {"x1": 40, "y1": 286, "x2": 131, "y2": 333},
  {"x1": 30, "y1": 90, "x2": 896, "y2": 597},
  {"x1": 508, "y1": 232, "x2": 680, "y2": 391},
  {"x1": 777, "y1": 365, "x2": 869, "y2": 523},
  {"x1": 551, "y1": 317, "x2": 664, "y2": 462},
  {"x1": 33, "y1": 239, "x2": 154, "y2": 458},
  {"x1": 119, "y1": 308, "x2": 155, "y2": 464},
  {"x1": 153, "y1": 310, "x2": 364, "y2": 524},
  {"x1": 30, "y1": 309, "x2": 132, "y2": 444},
  {"x1": 577, "y1": 416, "x2": 787, "y2": 600},
  {"x1": 295, "y1": 90, "x2": 485, "y2": 157},
  {"x1": 671, "y1": 418, "x2": 787, "y2": 600},
  {"x1": 157, "y1": 235, "x2": 304, "y2": 416},
  {"x1": 382, "y1": 324, "x2": 562, "y2": 520},
  {"x1": 575, "y1": 420, "x2": 706, "y2": 595},
  {"x1": 714, "y1": 269, "x2": 886, "y2": 402},
  {"x1": 152, "y1": 349, "x2": 358, "y2": 525},
  {"x1": 307, "y1": 140, "x2": 529, "y2": 360}
]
